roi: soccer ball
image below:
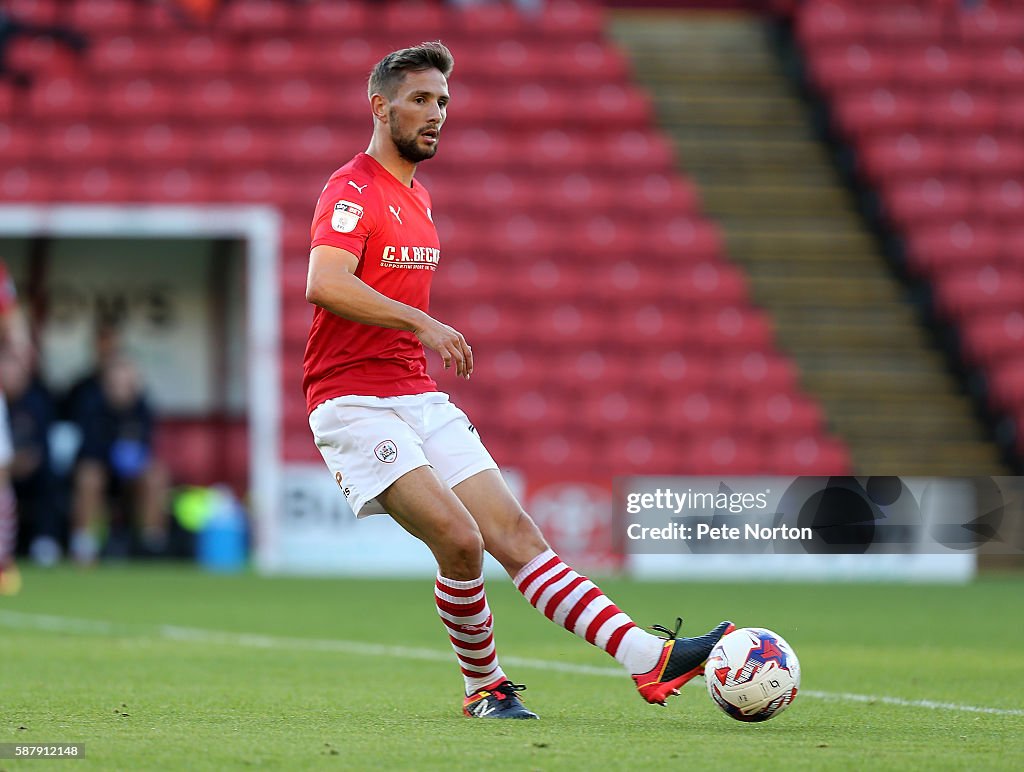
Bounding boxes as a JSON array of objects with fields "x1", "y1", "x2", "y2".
[{"x1": 704, "y1": 627, "x2": 800, "y2": 722}]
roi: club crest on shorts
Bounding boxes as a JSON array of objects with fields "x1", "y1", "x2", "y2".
[
  {"x1": 331, "y1": 200, "x2": 363, "y2": 233},
  {"x1": 374, "y1": 440, "x2": 398, "y2": 464}
]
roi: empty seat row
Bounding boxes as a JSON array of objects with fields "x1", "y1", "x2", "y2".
[{"x1": 9, "y1": 0, "x2": 606, "y2": 40}]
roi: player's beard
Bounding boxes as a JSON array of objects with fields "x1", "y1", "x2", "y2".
[{"x1": 389, "y1": 108, "x2": 438, "y2": 163}]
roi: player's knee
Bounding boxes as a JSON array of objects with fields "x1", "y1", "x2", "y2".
[
  {"x1": 447, "y1": 525, "x2": 484, "y2": 564},
  {"x1": 438, "y1": 524, "x2": 484, "y2": 578}
]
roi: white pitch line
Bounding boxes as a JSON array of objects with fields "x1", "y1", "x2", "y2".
[{"x1": 1, "y1": 610, "x2": 1022, "y2": 718}]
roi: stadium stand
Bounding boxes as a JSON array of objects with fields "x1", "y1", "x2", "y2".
[
  {"x1": 0, "y1": 0, "x2": 852, "y2": 485},
  {"x1": 795, "y1": 0, "x2": 1023, "y2": 469},
  {"x1": 614, "y1": 4, "x2": 1012, "y2": 475}
]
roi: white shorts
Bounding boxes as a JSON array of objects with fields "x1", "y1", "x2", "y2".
[{"x1": 308, "y1": 391, "x2": 498, "y2": 517}]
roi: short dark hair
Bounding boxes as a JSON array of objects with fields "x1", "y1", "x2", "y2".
[{"x1": 367, "y1": 41, "x2": 454, "y2": 100}]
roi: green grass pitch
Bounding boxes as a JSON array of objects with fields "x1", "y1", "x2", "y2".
[{"x1": 1, "y1": 566, "x2": 1022, "y2": 770}]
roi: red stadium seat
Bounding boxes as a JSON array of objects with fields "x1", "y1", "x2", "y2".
[
  {"x1": 884, "y1": 178, "x2": 974, "y2": 228},
  {"x1": 581, "y1": 391, "x2": 660, "y2": 434},
  {"x1": 767, "y1": 435, "x2": 852, "y2": 475},
  {"x1": 864, "y1": 3, "x2": 943, "y2": 46},
  {"x1": 298, "y1": 1, "x2": 370, "y2": 34},
  {"x1": 960, "y1": 311, "x2": 1024, "y2": 368},
  {"x1": 999, "y1": 96, "x2": 1024, "y2": 134},
  {"x1": 532, "y1": 303, "x2": 611, "y2": 349},
  {"x1": 602, "y1": 433, "x2": 683, "y2": 475},
  {"x1": 951, "y1": 134, "x2": 1024, "y2": 177},
  {"x1": 520, "y1": 129, "x2": 593, "y2": 171},
  {"x1": 246, "y1": 38, "x2": 318, "y2": 77},
  {"x1": 686, "y1": 434, "x2": 767, "y2": 475},
  {"x1": 978, "y1": 179, "x2": 1024, "y2": 224},
  {"x1": 673, "y1": 261, "x2": 750, "y2": 308},
  {"x1": 893, "y1": 46, "x2": 972, "y2": 91},
  {"x1": 796, "y1": 0, "x2": 868, "y2": 50},
  {"x1": 743, "y1": 392, "x2": 825, "y2": 438},
  {"x1": 905, "y1": 221, "x2": 1003, "y2": 275},
  {"x1": 833, "y1": 88, "x2": 921, "y2": 138},
  {"x1": 121, "y1": 123, "x2": 198, "y2": 166},
  {"x1": 0, "y1": 124, "x2": 36, "y2": 163},
  {"x1": 539, "y1": 0, "x2": 605, "y2": 40},
  {"x1": 549, "y1": 42, "x2": 631, "y2": 83},
  {"x1": 613, "y1": 304, "x2": 692, "y2": 351},
  {"x1": 0, "y1": 166, "x2": 53, "y2": 201},
  {"x1": 599, "y1": 130, "x2": 676, "y2": 173},
  {"x1": 138, "y1": 167, "x2": 214, "y2": 202},
  {"x1": 974, "y1": 46, "x2": 1024, "y2": 90},
  {"x1": 263, "y1": 78, "x2": 338, "y2": 123},
  {"x1": 720, "y1": 351, "x2": 800, "y2": 395},
  {"x1": 221, "y1": 0, "x2": 294, "y2": 34},
  {"x1": 29, "y1": 76, "x2": 96, "y2": 120},
  {"x1": 382, "y1": 1, "x2": 450, "y2": 37},
  {"x1": 575, "y1": 85, "x2": 654, "y2": 129},
  {"x1": 89, "y1": 34, "x2": 160, "y2": 76},
  {"x1": 954, "y1": 4, "x2": 1024, "y2": 48},
  {"x1": 103, "y1": 77, "x2": 177, "y2": 121},
  {"x1": 62, "y1": 166, "x2": 140, "y2": 202},
  {"x1": 42, "y1": 123, "x2": 115, "y2": 165},
  {"x1": 859, "y1": 134, "x2": 947, "y2": 184},
  {"x1": 193, "y1": 78, "x2": 254, "y2": 123},
  {"x1": 628, "y1": 173, "x2": 702, "y2": 214},
  {"x1": 160, "y1": 35, "x2": 236, "y2": 77},
  {"x1": 69, "y1": 0, "x2": 135, "y2": 33},
  {"x1": 809, "y1": 45, "x2": 896, "y2": 95},
  {"x1": 506, "y1": 388, "x2": 577, "y2": 434},
  {"x1": 664, "y1": 392, "x2": 738, "y2": 436},
  {"x1": 645, "y1": 217, "x2": 724, "y2": 261},
  {"x1": 924, "y1": 89, "x2": 998, "y2": 134},
  {"x1": 640, "y1": 350, "x2": 716, "y2": 393},
  {"x1": 457, "y1": 3, "x2": 527, "y2": 38},
  {"x1": 933, "y1": 267, "x2": 1024, "y2": 321},
  {"x1": 196, "y1": 124, "x2": 278, "y2": 169},
  {"x1": 694, "y1": 307, "x2": 775, "y2": 353}
]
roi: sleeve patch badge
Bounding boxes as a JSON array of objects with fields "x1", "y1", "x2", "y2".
[{"x1": 331, "y1": 200, "x2": 364, "y2": 233}]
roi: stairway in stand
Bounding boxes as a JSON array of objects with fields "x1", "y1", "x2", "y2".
[{"x1": 610, "y1": 11, "x2": 1006, "y2": 476}]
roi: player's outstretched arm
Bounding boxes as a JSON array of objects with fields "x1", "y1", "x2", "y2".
[{"x1": 306, "y1": 244, "x2": 473, "y2": 378}]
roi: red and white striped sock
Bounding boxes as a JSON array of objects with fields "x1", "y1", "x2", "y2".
[
  {"x1": 0, "y1": 485, "x2": 15, "y2": 567},
  {"x1": 513, "y1": 549, "x2": 662, "y2": 675},
  {"x1": 435, "y1": 574, "x2": 507, "y2": 695}
]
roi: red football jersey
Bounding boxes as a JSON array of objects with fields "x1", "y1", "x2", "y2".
[{"x1": 303, "y1": 153, "x2": 440, "y2": 413}]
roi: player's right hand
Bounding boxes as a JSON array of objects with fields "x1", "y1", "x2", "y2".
[{"x1": 413, "y1": 316, "x2": 474, "y2": 379}]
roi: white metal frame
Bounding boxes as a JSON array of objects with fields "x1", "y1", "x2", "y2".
[{"x1": 0, "y1": 205, "x2": 282, "y2": 570}]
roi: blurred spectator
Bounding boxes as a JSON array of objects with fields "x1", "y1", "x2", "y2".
[
  {"x1": 68, "y1": 333, "x2": 170, "y2": 565},
  {"x1": 0, "y1": 260, "x2": 30, "y2": 594},
  {"x1": 0, "y1": 10, "x2": 87, "y2": 88},
  {"x1": 0, "y1": 351, "x2": 59, "y2": 567}
]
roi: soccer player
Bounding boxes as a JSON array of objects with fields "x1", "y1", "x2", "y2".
[{"x1": 304, "y1": 42, "x2": 733, "y2": 719}]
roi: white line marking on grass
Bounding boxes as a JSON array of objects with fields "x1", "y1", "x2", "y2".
[{"x1": 2, "y1": 610, "x2": 1022, "y2": 717}]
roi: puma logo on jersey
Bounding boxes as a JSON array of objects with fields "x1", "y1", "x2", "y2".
[
  {"x1": 389, "y1": 205, "x2": 402, "y2": 224},
  {"x1": 347, "y1": 180, "x2": 367, "y2": 193}
]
